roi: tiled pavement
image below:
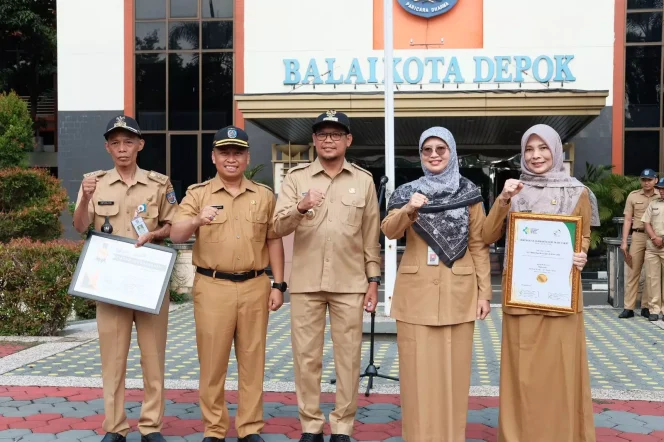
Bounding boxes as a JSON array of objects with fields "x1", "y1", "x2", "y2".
[
  {"x1": 0, "y1": 387, "x2": 664, "y2": 441},
  {"x1": 7, "y1": 305, "x2": 664, "y2": 392},
  {"x1": 0, "y1": 347, "x2": 28, "y2": 360}
]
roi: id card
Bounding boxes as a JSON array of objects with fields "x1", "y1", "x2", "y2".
[
  {"x1": 427, "y1": 247, "x2": 439, "y2": 266},
  {"x1": 131, "y1": 216, "x2": 150, "y2": 236}
]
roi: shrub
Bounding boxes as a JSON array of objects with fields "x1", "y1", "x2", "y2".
[
  {"x1": 0, "y1": 167, "x2": 68, "y2": 242},
  {"x1": 0, "y1": 91, "x2": 33, "y2": 168},
  {"x1": 0, "y1": 239, "x2": 82, "y2": 336},
  {"x1": 72, "y1": 298, "x2": 97, "y2": 320}
]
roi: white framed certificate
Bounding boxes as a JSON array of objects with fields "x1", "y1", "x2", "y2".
[
  {"x1": 68, "y1": 231, "x2": 177, "y2": 314},
  {"x1": 505, "y1": 212, "x2": 583, "y2": 314}
]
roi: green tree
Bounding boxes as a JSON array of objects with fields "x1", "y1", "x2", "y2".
[
  {"x1": 0, "y1": 91, "x2": 32, "y2": 168},
  {"x1": 0, "y1": 0, "x2": 56, "y2": 140}
]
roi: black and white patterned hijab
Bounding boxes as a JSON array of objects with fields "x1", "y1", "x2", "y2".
[{"x1": 387, "y1": 127, "x2": 483, "y2": 267}]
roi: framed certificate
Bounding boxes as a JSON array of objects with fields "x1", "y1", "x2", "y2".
[
  {"x1": 68, "y1": 231, "x2": 177, "y2": 314},
  {"x1": 505, "y1": 212, "x2": 583, "y2": 314}
]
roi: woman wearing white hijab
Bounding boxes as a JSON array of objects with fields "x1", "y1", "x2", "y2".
[
  {"x1": 483, "y1": 124, "x2": 599, "y2": 442},
  {"x1": 382, "y1": 127, "x2": 491, "y2": 442}
]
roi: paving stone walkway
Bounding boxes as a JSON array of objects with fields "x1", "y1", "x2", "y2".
[{"x1": 1, "y1": 387, "x2": 664, "y2": 441}]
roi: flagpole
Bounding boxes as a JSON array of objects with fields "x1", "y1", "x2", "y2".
[{"x1": 383, "y1": 0, "x2": 396, "y2": 316}]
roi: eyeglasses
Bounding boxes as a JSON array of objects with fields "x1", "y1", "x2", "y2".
[
  {"x1": 421, "y1": 146, "x2": 448, "y2": 157},
  {"x1": 315, "y1": 131, "x2": 346, "y2": 141}
]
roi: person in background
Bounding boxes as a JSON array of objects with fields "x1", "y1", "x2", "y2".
[
  {"x1": 619, "y1": 169, "x2": 658, "y2": 319},
  {"x1": 381, "y1": 126, "x2": 491, "y2": 442},
  {"x1": 641, "y1": 177, "x2": 664, "y2": 322},
  {"x1": 482, "y1": 124, "x2": 600, "y2": 442}
]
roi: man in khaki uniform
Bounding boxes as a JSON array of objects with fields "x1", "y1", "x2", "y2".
[
  {"x1": 643, "y1": 177, "x2": 664, "y2": 322},
  {"x1": 170, "y1": 126, "x2": 286, "y2": 442},
  {"x1": 619, "y1": 168, "x2": 659, "y2": 319},
  {"x1": 273, "y1": 111, "x2": 381, "y2": 442},
  {"x1": 73, "y1": 115, "x2": 177, "y2": 442}
]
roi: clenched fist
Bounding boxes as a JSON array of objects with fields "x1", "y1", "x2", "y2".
[
  {"x1": 404, "y1": 192, "x2": 428, "y2": 214},
  {"x1": 499, "y1": 179, "x2": 524, "y2": 202},
  {"x1": 196, "y1": 206, "x2": 220, "y2": 227},
  {"x1": 81, "y1": 175, "x2": 98, "y2": 201},
  {"x1": 297, "y1": 189, "x2": 325, "y2": 213}
]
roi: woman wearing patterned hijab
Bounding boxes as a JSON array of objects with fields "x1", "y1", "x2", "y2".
[
  {"x1": 382, "y1": 127, "x2": 491, "y2": 441},
  {"x1": 483, "y1": 124, "x2": 599, "y2": 442}
]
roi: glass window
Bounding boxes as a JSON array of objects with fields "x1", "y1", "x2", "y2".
[
  {"x1": 202, "y1": 21, "x2": 233, "y2": 49},
  {"x1": 627, "y1": 12, "x2": 663, "y2": 42},
  {"x1": 202, "y1": 133, "x2": 217, "y2": 181},
  {"x1": 170, "y1": 0, "x2": 197, "y2": 18},
  {"x1": 136, "y1": 54, "x2": 167, "y2": 131},
  {"x1": 138, "y1": 134, "x2": 167, "y2": 175},
  {"x1": 136, "y1": 0, "x2": 166, "y2": 19},
  {"x1": 169, "y1": 53, "x2": 200, "y2": 130},
  {"x1": 624, "y1": 131, "x2": 660, "y2": 176},
  {"x1": 202, "y1": 0, "x2": 233, "y2": 18},
  {"x1": 168, "y1": 21, "x2": 200, "y2": 50},
  {"x1": 202, "y1": 53, "x2": 233, "y2": 130},
  {"x1": 135, "y1": 22, "x2": 166, "y2": 50},
  {"x1": 627, "y1": 0, "x2": 663, "y2": 9},
  {"x1": 170, "y1": 135, "x2": 199, "y2": 201},
  {"x1": 625, "y1": 46, "x2": 661, "y2": 128}
]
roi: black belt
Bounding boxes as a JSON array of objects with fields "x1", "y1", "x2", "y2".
[
  {"x1": 196, "y1": 267, "x2": 265, "y2": 282},
  {"x1": 632, "y1": 228, "x2": 645, "y2": 233}
]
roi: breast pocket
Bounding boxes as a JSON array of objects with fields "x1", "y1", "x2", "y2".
[
  {"x1": 94, "y1": 204, "x2": 119, "y2": 231},
  {"x1": 451, "y1": 265, "x2": 477, "y2": 296},
  {"x1": 341, "y1": 194, "x2": 366, "y2": 227},
  {"x1": 246, "y1": 210, "x2": 268, "y2": 242},
  {"x1": 138, "y1": 205, "x2": 159, "y2": 231},
  {"x1": 198, "y1": 211, "x2": 228, "y2": 243}
]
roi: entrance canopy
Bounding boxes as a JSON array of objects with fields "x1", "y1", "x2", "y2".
[{"x1": 236, "y1": 89, "x2": 608, "y2": 146}]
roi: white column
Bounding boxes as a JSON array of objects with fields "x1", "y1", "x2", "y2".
[{"x1": 383, "y1": 0, "x2": 397, "y2": 316}]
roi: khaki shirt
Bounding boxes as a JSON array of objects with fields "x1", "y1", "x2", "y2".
[
  {"x1": 641, "y1": 198, "x2": 664, "y2": 237},
  {"x1": 483, "y1": 190, "x2": 592, "y2": 316},
  {"x1": 625, "y1": 189, "x2": 659, "y2": 229},
  {"x1": 381, "y1": 203, "x2": 491, "y2": 326},
  {"x1": 174, "y1": 175, "x2": 278, "y2": 272},
  {"x1": 273, "y1": 159, "x2": 381, "y2": 294},
  {"x1": 75, "y1": 168, "x2": 177, "y2": 240}
]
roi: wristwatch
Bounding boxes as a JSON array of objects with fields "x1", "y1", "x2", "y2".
[
  {"x1": 368, "y1": 276, "x2": 381, "y2": 285},
  {"x1": 272, "y1": 281, "x2": 288, "y2": 293}
]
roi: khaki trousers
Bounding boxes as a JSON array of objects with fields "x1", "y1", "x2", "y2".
[
  {"x1": 193, "y1": 273, "x2": 271, "y2": 438},
  {"x1": 625, "y1": 232, "x2": 649, "y2": 310},
  {"x1": 645, "y1": 242, "x2": 664, "y2": 315},
  {"x1": 290, "y1": 292, "x2": 364, "y2": 436},
  {"x1": 97, "y1": 296, "x2": 170, "y2": 436}
]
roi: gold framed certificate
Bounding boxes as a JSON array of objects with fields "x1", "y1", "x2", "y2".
[
  {"x1": 68, "y1": 231, "x2": 177, "y2": 314},
  {"x1": 505, "y1": 212, "x2": 583, "y2": 314}
]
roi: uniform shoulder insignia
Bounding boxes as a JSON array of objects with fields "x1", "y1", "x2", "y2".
[
  {"x1": 83, "y1": 170, "x2": 106, "y2": 179},
  {"x1": 351, "y1": 163, "x2": 373, "y2": 177},
  {"x1": 186, "y1": 180, "x2": 209, "y2": 191},
  {"x1": 252, "y1": 180, "x2": 274, "y2": 192},
  {"x1": 286, "y1": 163, "x2": 310, "y2": 175},
  {"x1": 148, "y1": 170, "x2": 169, "y2": 185}
]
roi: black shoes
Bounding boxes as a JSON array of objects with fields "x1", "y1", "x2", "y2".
[
  {"x1": 642, "y1": 308, "x2": 651, "y2": 318},
  {"x1": 239, "y1": 435, "x2": 264, "y2": 442},
  {"x1": 141, "y1": 433, "x2": 166, "y2": 442},
  {"x1": 202, "y1": 438, "x2": 225, "y2": 442},
  {"x1": 330, "y1": 435, "x2": 352, "y2": 442},
  {"x1": 649, "y1": 314, "x2": 659, "y2": 321},
  {"x1": 618, "y1": 309, "x2": 634, "y2": 318},
  {"x1": 101, "y1": 434, "x2": 126, "y2": 442},
  {"x1": 299, "y1": 434, "x2": 324, "y2": 442}
]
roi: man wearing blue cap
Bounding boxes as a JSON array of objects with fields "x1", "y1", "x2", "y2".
[
  {"x1": 619, "y1": 169, "x2": 659, "y2": 319},
  {"x1": 642, "y1": 177, "x2": 664, "y2": 321}
]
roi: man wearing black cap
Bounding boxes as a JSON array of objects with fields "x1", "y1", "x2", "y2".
[
  {"x1": 619, "y1": 168, "x2": 659, "y2": 319},
  {"x1": 273, "y1": 110, "x2": 381, "y2": 442},
  {"x1": 73, "y1": 115, "x2": 178, "y2": 442},
  {"x1": 170, "y1": 125, "x2": 285, "y2": 442},
  {"x1": 642, "y1": 177, "x2": 664, "y2": 321}
]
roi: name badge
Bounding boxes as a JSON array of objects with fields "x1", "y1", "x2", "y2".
[
  {"x1": 98, "y1": 201, "x2": 114, "y2": 206},
  {"x1": 131, "y1": 217, "x2": 150, "y2": 237},
  {"x1": 427, "y1": 247, "x2": 439, "y2": 266}
]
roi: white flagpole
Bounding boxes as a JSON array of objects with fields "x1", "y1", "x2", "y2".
[{"x1": 383, "y1": 0, "x2": 396, "y2": 316}]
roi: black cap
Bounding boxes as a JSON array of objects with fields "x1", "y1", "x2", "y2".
[
  {"x1": 656, "y1": 177, "x2": 664, "y2": 188},
  {"x1": 104, "y1": 115, "x2": 142, "y2": 139},
  {"x1": 641, "y1": 169, "x2": 658, "y2": 179},
  {"x1": 213, "y1": 125, "x2": 249, "y2": 149},
  {"x1": 312, "y1": 110, "x2": 351, "y2": 133}
]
